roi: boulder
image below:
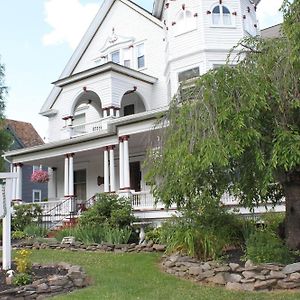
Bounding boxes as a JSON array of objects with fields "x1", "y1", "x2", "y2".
[
  {"x1": 207, "y1": 273, "x2": 227, "y2": 285},
  {"x1": 254, "y1": 279, "x2": 277, "y2": 290},
  {"x1": 242, "y1": 271, "x2": 257, "y2": 279},
  {"x1": 283, "y1": 262, "x2": 300, "y2": 275},
  {"x1": 289, "y1": 272, "x2": 300, "y2": 281},
  {"x1": 188, "y1": 266, "x2": 203, "y2": 276},
  {"x1": 277, "y1": 280, "x2": 300, "y2": 289},
  {"x1": 229, "y1": 263, "x2": 240, "y2": 272}
]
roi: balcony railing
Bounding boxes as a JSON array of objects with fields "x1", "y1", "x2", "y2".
[{"x1": 71, "y1": 119, "x2": 105, "y2": 137}]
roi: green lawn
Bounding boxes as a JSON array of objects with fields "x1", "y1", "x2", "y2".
[{"x1": 21, "y1": 250, "x2": 299, "y2": 300}]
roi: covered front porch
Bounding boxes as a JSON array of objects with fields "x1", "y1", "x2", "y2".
[{"x1": 4, "y1": 111, "x2": 174, "y2": 223}]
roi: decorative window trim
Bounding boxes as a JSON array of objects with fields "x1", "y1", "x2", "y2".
[
  {"x1": 210, "y1": 3, "x2": 235, "y2": 28},
  {"x1": 174, "y1": 8, "x2": 197, "y2": 36}
]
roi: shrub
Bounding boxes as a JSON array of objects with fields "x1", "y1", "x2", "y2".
[
  {"x1": 245, "y1": 230, "x2": 293, "y2": 264},
  {"x1": 55, "y1": 225, "x2": 132, "y2": 245},
  {"x1": 23, "y1": 224, "x2": 48, "y2": 238},
  {"x1": 12, "y1": 204, "x2": 42, "y2": 231},
  {"x1": 79, "y1": 193, "x2": 135, "y2": 228},
  {"x1": 12, "y1": 273, "x2": 32, "y2": 286},
  {"x1": 12, "y1": 230, "x2": 27, "y2": 240},
  {"x1": 261, "y1": 212, "x2": 285, "y2": 234}
]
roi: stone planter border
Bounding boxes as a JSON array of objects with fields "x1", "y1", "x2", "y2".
[
  {"x1": 162, "y1": 254, "x2": 300, "y2": 292},
  {"x1": 0, "y1": 263, "x2": 88, "y2": 300}
]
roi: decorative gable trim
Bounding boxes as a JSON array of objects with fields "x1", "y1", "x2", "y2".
[{"x1": 40, "y1": 0, "x2": 163, "y2": 115}]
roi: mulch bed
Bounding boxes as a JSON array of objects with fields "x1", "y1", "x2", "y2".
[{"x1": 0, "y1": 262, "x2": 67, "y2": 292}]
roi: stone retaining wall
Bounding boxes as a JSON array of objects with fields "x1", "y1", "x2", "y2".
[
  {"x1": 162, "y1": 254, "x2": 300, "y2": 291},
  {"x1": 0, "y1": 263, "x2": 88, "y2": 300},
  {"x1": 13, "y1": 240, "x2": 166, "y2": 253}
]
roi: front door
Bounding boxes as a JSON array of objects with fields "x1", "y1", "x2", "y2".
[
  {"x1": 74, "y1": 169, "x2": 87, "y2": 201},
  {"x1": 130, "y1": 162, "x2": 141, "y2": 192}
]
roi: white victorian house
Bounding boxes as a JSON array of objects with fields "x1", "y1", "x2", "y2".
[{"x1": 6, "y1": 0, "x2": 274, "y2": 223}]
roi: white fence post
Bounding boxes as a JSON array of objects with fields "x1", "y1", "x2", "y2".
[{"x1": 0, "y1": 172, "x2": 18, "y2": 270}]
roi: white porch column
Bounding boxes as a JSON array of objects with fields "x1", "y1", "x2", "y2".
[
  {"x1": 103, "y1": 108, "x2": 108, "y2": 118},
  {"x1": 48, "y1": 167, "x2": 57, "y2": 200},
  {"x1": 12, "y1": 164, "x2": 17, "y2": 200},
  {"x1": 116, "y1": 108, "x2": 120, "y2": 118},
  {"x1": 119, "y1": 138, "x2": 124, "y2": 189},
  {"x1": 123, "y1": 136, "x2": 130, "y2": 189},
  {"x1": 104, "y1": 147, "x2": 110, "y2": 193},
  {"x1": 109, "y1": 146, "x2": 116, "y2": 192},
  {"x1": 64, "y1": 155, "x2": 69, "y2": 196},
  {"x1": 16, "y1": 163, "x2": 23, "y2": 200},
  {"x1": 69, "y1": 153, "x2": 74, "y2": 197},
  {"x1": 110, "y1": 107, "x2": 114, "y2": 117}
]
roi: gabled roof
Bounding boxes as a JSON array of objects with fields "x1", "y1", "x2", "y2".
[
  {"x1": 40, "y1": 0, "x2": 162, "y2": 115},
  {"x1": 261, "y1": 24, "x2": 282, "y2": 38},
  {"x1": 5, "y1": 119, "x2": 44, "y2": 148}
]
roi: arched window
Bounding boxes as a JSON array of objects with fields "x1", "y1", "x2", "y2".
[
  {"x1": 176, "y1": 10, "x2": 196, "y2": 35},
  {"x1": 212, "y1": 4, "x2": 232, "y2": 26}
]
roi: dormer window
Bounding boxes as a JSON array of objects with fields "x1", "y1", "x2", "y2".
[
  {"x1": 176, "y1": 10, "x2": 196, "y2": 35},
  {"x1": 111, "y1": 50, "x2": 120, "y2": 64},
  {"x1": 212, "y1": 4, "x2": 232, "y2": 26}
]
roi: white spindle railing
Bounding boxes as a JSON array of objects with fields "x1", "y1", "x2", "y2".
[
  {"x1": 131, "y1": 191, "x2": 166, "y2": 210},
  {"x1": 71, "y1": 119, "x2": 104, "y2": 137}
]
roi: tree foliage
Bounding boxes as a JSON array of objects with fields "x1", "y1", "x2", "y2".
[
  {"x1": 0, "y1": 58, "x2": 11, "y2": 171},
  {"x1": 146, "y1": 1, "x2": 300, "y2": 247}
]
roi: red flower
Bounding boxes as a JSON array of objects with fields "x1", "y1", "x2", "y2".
[{"x1": 31, "y1": 170, "x2": 49, "y2": 183}]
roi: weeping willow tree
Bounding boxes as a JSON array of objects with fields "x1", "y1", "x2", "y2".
[
  {"x1": 0, "y1": 59, "x2": 11, "y2": 171},
  {"x1": 146, "y1": 0, "x2": 300, "y2": 249}
]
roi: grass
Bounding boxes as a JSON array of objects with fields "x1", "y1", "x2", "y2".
[
  {"x1": 19, "y1": 250, "x2": 300, "y2": 300},
  {"x1": 0, "y1": 249, "x2": 297, "y2": 299}
]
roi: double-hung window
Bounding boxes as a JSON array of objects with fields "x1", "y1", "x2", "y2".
[
  {"x1": 137, "y1": 44, "x2": 145, "y2": 69},
  {"x1": 32, "y1": 190, "x2": 41, "y2": 203},
  {"x1": 111, "y1": 50, "x2": 120, "y2": 64}
]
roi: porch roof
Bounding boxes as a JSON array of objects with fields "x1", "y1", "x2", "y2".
[
  {"x1": 4, "y1": 106, "x2": 167, "y2": 164},
  {"x1": 52, "y1": 62, "x2": 157, "y2": 88}
]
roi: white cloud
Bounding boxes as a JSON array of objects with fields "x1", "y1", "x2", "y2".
[
  {"x1": 42, "y1": 0, "x2": 100, "y2": 49},
  {"x1": 257, "y1": 0, "x2": 283, "y2": 29}
]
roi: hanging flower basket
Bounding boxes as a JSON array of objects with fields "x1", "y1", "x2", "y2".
[{"x1": 31, "y1": 170, "x2": 49, "y2": 183}]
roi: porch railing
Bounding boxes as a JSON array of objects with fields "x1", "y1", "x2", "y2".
[{"x1": 71, "y1": 119, "x2": 104, "y2": 137}]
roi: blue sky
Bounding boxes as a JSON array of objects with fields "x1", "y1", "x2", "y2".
[{"x1": 0, "y1": 0, "x2": 283, "y2": 140}]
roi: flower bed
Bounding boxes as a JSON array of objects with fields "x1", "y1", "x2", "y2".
[{"x1": 0, "y1": 263, "x2": 88, "y2": 299}]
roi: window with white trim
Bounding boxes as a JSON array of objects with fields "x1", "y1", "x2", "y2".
[
  {"x1": 123, "y1": 48, "x2": 131, "y2": 68},
  {"x1": 33, "y1": 165, "x2": 42, "y2": 172},
  {"x1": 111, "y1": 50, "x2": 120, "y2": 64},
  {"x1": 178, "y1": 67, "x2": 200, "y2": 83},
  {"x1": 212, "y1": 4, "x2": 232, "y2": 26},
  {"x1": 136, "y1": 44, "x2": 145, "y2": 69},
  {"x1": 32, "y1": 190, "x2": 41, "y2": 203},
  {"x1": 176, "y1": 10, "x2": 196, "y2": 35}
]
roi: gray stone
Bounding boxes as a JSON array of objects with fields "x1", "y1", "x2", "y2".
[
  {"x1": 241, "y1": 278, "x2": 256, "y2": 283},
  {"x1": 254, "y1": 279, "x2": 277, "y2": 290},
  {"x1": 164, "y1": 261, "x2": 175, "y2": 268},
  {"x1": 225, "y1": 282, "x2": 243, "y2": 291},
  {"x1": 207, "y1": 273, "x2": 227, "y2": 285},
  {"x1": 260, "y1": 264, "x2": 282, "y2": 271},
  {"x1": 214, "y1": 266, "x2": 231, "y2": 272},
  {"x1": 242, "y1": 271, "x2": 257, "y2": 279},
  {"x1": 48, "y1": 275, "x2": 69, "y2": 286},
  {"x1": 188, "y1": 266, "x2": 202, "y2": 276},
  {"x1": 254, "y1": 275, "x2": 266, "y2": 280},
  {"x1": 277, "y1": 280, "x2": 300, "y2": 289},
  {"x1": 201, "y1": 262, "x2": 211, "y2": 271},
  {"x1": 229, "y1": 263, "x2": 240, "y2": 272},
  {"x1": 261, "y1": 269, "x2": 270, "y2": 275},
  {"x1": 245, "y1": 260, "x2": 254, "y2": 268},
  {"x1": 283, "y1": 262, "x2": 300, "y2": 274},
  {"x1": 267, "y1": 271, "x2": 287, "y2": 279},
  {"x1": 36, "y1": 283, "x2": 49, "y2": 293},
  {"x1": 224, "y1": 273, "x2": 242, "y2": 283},
  {"x1": 289, "y1": 272, "x2": 300, "y2": 281},
  {"x1": 153, "y1": 244, "x2": 165, "y2": 251},
  {"x1": 197, "y1": 270, "x2": 215, "y2": 281}
]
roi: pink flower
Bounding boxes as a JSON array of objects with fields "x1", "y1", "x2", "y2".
[{"x1": 31, "y1": 170, "x2": 49, "y2": 183}]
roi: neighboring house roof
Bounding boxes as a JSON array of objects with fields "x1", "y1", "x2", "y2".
[
  {"x1": 40, "y1": 0, "x2": 162, "y2": 116},
  {"x1": 5, "y1": 119, "x2": 44, "y2": 148},
  {"x1": 261, "y1": 24, "x2": 282, "y2": 38}
]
